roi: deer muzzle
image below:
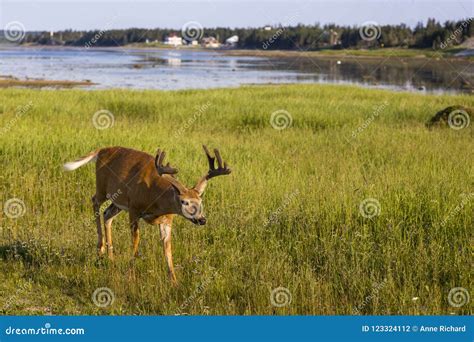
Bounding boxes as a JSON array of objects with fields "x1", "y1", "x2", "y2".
[{"x1": 191, "y1": 217, "x2": 207, "y2": 225}]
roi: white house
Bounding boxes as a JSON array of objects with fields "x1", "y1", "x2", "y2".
[
  {"x1": 225, "y1": 35, "x2": 239, "y2": 46},
  {"x1": 164, "y1": 34, "x2": 183, "y2": 46},
  {"x1": 201, "y1": 37, "x2": 220, "y2": 48},
  {"x1": 184, "y1": 39, "x2": 199, "y2": 46}
]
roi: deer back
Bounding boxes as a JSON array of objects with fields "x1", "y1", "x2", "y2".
[{"x1": 96, "y1": 147, "x2": 178, "y2": 214}]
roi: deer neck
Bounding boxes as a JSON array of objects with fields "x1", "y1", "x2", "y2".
[{"x1": 142, "y1": 178, "x2": 182, "y2": 218}]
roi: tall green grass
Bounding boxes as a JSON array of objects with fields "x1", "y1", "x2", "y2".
[{"x1": 0, "y1": 84, "x2": 472, "y2": 315}]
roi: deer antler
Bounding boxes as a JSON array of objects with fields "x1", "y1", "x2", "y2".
[
  {"x1": 155, "y1": 149, "x2": 178, "y2": 176},
  {"x1": 203, "y1": 145, "x2": 232, "y2": 180},
  {"x1": 194, "y1": 146, "x2": 231, "y2": 195}
]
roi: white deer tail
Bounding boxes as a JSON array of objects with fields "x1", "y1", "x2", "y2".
[{"x1": 63, "y1": 150, "x2": 99, "y2": 171}]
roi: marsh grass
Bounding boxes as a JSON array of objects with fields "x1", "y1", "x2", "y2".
[
  {"x1": 0, "y1": 84, "x2": 472, "y2": 315},
  {"x1": 225, "y1": 47, "x2": 472, "y2": 59}
]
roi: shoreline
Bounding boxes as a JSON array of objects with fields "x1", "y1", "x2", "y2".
[
  {"x1": 221, "y1": 48, "x2": 472, "y2": 61},
  {"x1": 0, "y1": 76, "x2": 95, "y2": 88},
  {"x1": 0, "y1": 46, "x2": 471, "y2": 93},
  {"x1": 3, "y1": 44, "x2": 472, "y2": 61}
]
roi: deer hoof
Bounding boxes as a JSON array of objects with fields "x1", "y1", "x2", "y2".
[{"x1": 97, "y1": 245, "x2": 106, "y2": 256}]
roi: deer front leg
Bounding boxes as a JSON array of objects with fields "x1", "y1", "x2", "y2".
[
  {"x1": 92, "y1": 195, "x2": 105, "y2": 256},
  {"x1": 103, "y1": 203, "x2": 122, "y2": 260},
  {"x1": 160, "y1": 220, "x2": 177, "y2": 285},
  {"x1": 129, "y1": 210, "x2": 140, "y2": 257}
]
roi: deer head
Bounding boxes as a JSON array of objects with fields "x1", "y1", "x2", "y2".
[{"x1": 156, "y1": 145, "x2": 231, "y2": 225}]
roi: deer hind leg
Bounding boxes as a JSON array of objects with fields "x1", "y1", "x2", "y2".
[
  {"x1": 103, "y1": 203, "x2": 122, "y2": 260},
  {"x1": 129, "y1": 210, "x2": 141, "y2": 258},
  {"x1": 160, "y1": 217, "x2": 177, "y2": 285},
  {"x1": 92, "y1": 194, "x2": 105, "y2": 256}
]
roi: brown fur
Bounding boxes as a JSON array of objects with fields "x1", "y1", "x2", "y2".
[{"x1": 65, "y1": 146, "x2": 231, "y2": 285}]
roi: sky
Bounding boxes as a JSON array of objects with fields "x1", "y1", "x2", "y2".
[{"x1": 0, "y1": 0, "x2": 472, "y2": 31}]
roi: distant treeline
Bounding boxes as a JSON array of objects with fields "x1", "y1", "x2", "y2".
[{"x1": 22, "y1": 18, "x2": 473, "y2": 50}]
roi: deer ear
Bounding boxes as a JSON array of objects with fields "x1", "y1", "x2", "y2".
[
  {"x1": 170, "y1": 182, "x2": 184, "y2": 195},
  {"x1": 162, "y1": 175, "x2": 186, "y2": 195}
]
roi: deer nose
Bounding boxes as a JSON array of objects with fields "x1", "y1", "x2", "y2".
[{"x1": 197, "y1": 217, "x2": 206, "y2": 225}]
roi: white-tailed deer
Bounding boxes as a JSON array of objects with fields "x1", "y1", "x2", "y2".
[{"x1": 64, "y1": 145, "x2": 231, "y2": 284}]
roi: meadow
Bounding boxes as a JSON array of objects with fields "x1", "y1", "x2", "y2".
[
  {"x1": 224, "y1": 47, "x2": 473, "y2": 59},
  {"x1": 0, "y1": 84, "x2": 472, "y2": 315}
]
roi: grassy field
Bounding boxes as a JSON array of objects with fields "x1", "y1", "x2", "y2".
[
  {"x1": 0, "y1": 84, "x2": 472, "y2": 315},
  {"x1": 224, "y1": 47, "x2": 472, "y2": 59}
]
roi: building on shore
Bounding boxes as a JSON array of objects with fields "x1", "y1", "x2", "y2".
[
  {"x1": 225, "y1": 35, "x2": 239, "y2": 47},
  {"x1": 164, "y1": 34, "x2": 183, "y2": 46},
  {"x1": 201, "y1": 37, "x2": 220, "y2": 48}
]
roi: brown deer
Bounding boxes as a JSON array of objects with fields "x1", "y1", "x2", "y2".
[{"x1": 64, "y1": 146, "x2": 231, "y2": 284}]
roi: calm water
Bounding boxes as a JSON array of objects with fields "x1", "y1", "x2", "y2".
[{"x1": 0, "y1": 47, "x2": 472, "y2": 93}]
